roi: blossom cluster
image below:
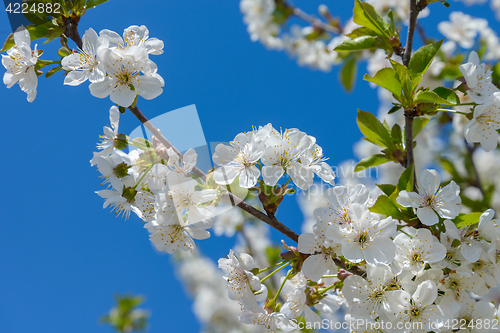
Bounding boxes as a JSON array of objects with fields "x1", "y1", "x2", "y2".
[
  {"x1": 212, "y1": 124, "x2": 335, "y2": 191},
  {"x1": 91, "y1": 111, "x2": 336, "y2": 256},
  {"x1": 1, "y1": 25, "x2": 165, "y2": 106},
  {"x1": 460, "y1": 51, "x2": 500, "y2": 152},
  {"x1": 214, "y1": 164, "x2": 500, "y2": 332}
]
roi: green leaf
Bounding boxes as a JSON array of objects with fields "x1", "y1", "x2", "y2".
[
  {"x1": 376, "y1": 184, "x2": 397, "y2": 196},
  {"x1": 388, "y1": 104, "x2": 402, "y2": 114},
  {"x1": 345, "y1": 27, "x2": 378, "y2": 39},
  {"x1": 369, "y1": 195, "x2": 405, "y2": 219},
  {"x1": 391, "y1": 124, "x2": 402, "y2": 143},
  {"x1": 335, "y1": 36, "x2": 379, "y2": 52},
  {"x1": 398, "y1": 164, "x2": 414, "y2": 193},
  {"x1": 353, "y1": 0, "x2": 390, "y2": 38},
  {"x1": 58, "y1": 46, "x2": 72, "y2": 58},
  {"x1": 413, "y1": 117, "x2": 430, "y2": 138},
  {"x1": 455, "y1": 212, "x2": 482, "y2": 228},
  {"x1": 408, "y1": 39, "x2": 444, "y2": 82},
  {"x1": 433, "y1": 87, "x2": 460, "y2": 105},
  {"x1": 414, "y1": 90, "x2": 452, "y2": 105},
  {"x1": 340, "y1": 57, "x2": 357, "y2": 92},
  {"x1": 45, "y1": 65, "x2": 62, "y2": 78},
  {"x1": 364, "y1": 67, "x2": 402, "y2": 98},
  {"x1": 0, "y1": 33, "x2": 14, "y2": 53},
  {"x1": 357, "y1": 110, "x2": 393, "y2": 148},
  {"x1": 355, "y1": 154, "x2": 390, "y2": 172},
  {"x1": 130, "y1": 138, "x2": 153, "y2": 151},
  {"x1": 390, "y1": 60, "x2": 418, "y2": 101}
]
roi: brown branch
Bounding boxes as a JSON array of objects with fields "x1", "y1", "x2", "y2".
[
  {"x1": 403, "y1": 0, "x2": 419, "y2": 67},
  {"x1": 62, "y1": 15, "x2": 83, "y2": 49},
  {"x1": 403, "y1": 0, "x2": 420, "y2": 189},
  {"x1": 128, "y1": 105, "x2": 300, "y2": 243},
  {"x1": 333, "y1": 258, "x2": 366, "y2": 278}
]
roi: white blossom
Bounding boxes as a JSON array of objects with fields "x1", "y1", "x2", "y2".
[
  {"x1": 61, "y1": 28, "x2": 108, "y2": 86},
  {"x1": 326, "y1": 204, "x2": 397, "y2": 266},
  {"x1": 393, "y1": 228, "x2": 446, "y2": 276},
  {"x1": 213, "y1": 131, "x2": 265, "y2": 188},
  {"x1": 100, "y1": 25, "x2": 164, "y2": 55},
  {"x1": 459, "y1": 51, "x2": 499, "y2": 104},
  {"x1": 89, "y1": 46, "x2": 163, "y2": 107},
  {"x1": 397, "y1": 169, "x2": 462, "y2": 226},
  {"x1": 387, "y1": 280, "x2": 451, "y2": 333},
  {"x1": 1, "y1": 27, "x2": 38, "y2": 102},
  {"x1": 218, "y1": 250, "x2": 267, "y2": 310}
]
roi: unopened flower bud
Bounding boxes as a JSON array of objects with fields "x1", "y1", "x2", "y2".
[
  {"x1": 264, "y1": 299, "x2": 276, "y2": 313},
  {"x1": 337, "y1": 269, "x2": 352, "y2": 282},
  {"x1": 319, "y1": 5, "x2": 331, "y2": 19}
]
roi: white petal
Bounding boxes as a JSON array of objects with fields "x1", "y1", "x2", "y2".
[{"x1": 417, "y1": 206, "x2": 439, "y2": 226}]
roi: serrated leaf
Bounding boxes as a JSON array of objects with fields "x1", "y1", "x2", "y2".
[
  {"x1": 355, "y1": 154, "x2": 390, "y2": 172},
  {"x1": 388, "y1": 104, "x2": 402, "y2": 114},
  {"x1": 353, "y1": 0, "x2": 390, "y2": 38},
  {"x1": 357, "y1": 110, "x2": 394, "y2": 148},
  {"x1": 58, "y1": 46, "x2": 72, "y2": 58},
  {"x1": 369, "y1": 195, "x2": 405, "y2": 219},
  {"x1": 408, "y1": 39, "x2": 444, "y2": 82},
  {"x1": 413, "y1": 117, "x2": 430, "y2": 138},
  {"x1": 433, "y1": 87, "x2": 460, "y2": 105},
  {"x1": 45, "y1": 65, "x2": 62, "y2": 78},
  {"x1": 0, "y1": 33, "x2": 14, "y2": 52},
  {"x1": 398, "y1": 164, "x2": 414, "y2": 193},
  {"x1": 391, "y1": 124, "x2": 402, "y2": 143},
  {"x1": 130, "y1": 137, "x2": 153, "y2": 151},
  {"x1": 340, "y1": 57, "x2": 357, "y2": 92},
  {"x1": 345, "y1": 27, "x2": 378, "y2": 39},
  {"x1": 455, "y1": 212, "x2": 482, "y2": 228},
  {"x1": 390, "y1": 59, "x2": 418, "y2": 100},
  {"x1": 414, "y1": 90, "x2": 452, "y2": 105},
  {"x1": 376, "y1": 184, "x2": 397, "y2": 196},
  {"x1": 335, "y1": 36, "x2": 379, "y2": 52},
  {"x1": 364, "y1": 67, "x2": 402, "y2": 98}
]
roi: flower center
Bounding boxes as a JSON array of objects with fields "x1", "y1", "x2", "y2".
[
  {"x1": 355, "y1": 231, "x2": 370, "y2": 248},
  {"x1": 409, "y1": 250, "x2": 424, "y2": 266},
  {"x1": 407, "y1": 306, "x2": 422, "y2": 320}
]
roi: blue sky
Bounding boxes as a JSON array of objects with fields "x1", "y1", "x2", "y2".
[{"x1": 0, "y1": 1, "x2": 498, "y2": 332}]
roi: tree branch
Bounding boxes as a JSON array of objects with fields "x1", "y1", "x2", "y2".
[
  {"x1": 128, "y1": 105, "x2": 300, "y2": 243},
  {"x1": 403, "y1": 0, "x2": 419, "y2": 187},
  {"x1": 403, "y1": 0, "x2": 419, "y2": 67},
  {"x1": 62, "y1": 15, "x2": 83, "y2": 49}
]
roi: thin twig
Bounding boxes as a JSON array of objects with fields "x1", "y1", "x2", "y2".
[{"x1": 293, "y1": 7, "x2": 340, "y2": 34}]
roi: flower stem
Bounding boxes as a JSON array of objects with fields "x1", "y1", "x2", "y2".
[
  {"x1": 318, "y1": 283, "x2": 336, "y2": 294},
  {"x1": 273, "y1": 268, "x2": 293, "y2": 302},
  {"x1": 256, "y1": 261, "x2": 289, "y2": 275},
  {"x1": 260, "y1": 262, "x2": 291, "y2": 283},
  {"x1": 132, "y1": 163, "x2": 154, "y2": 190}
]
